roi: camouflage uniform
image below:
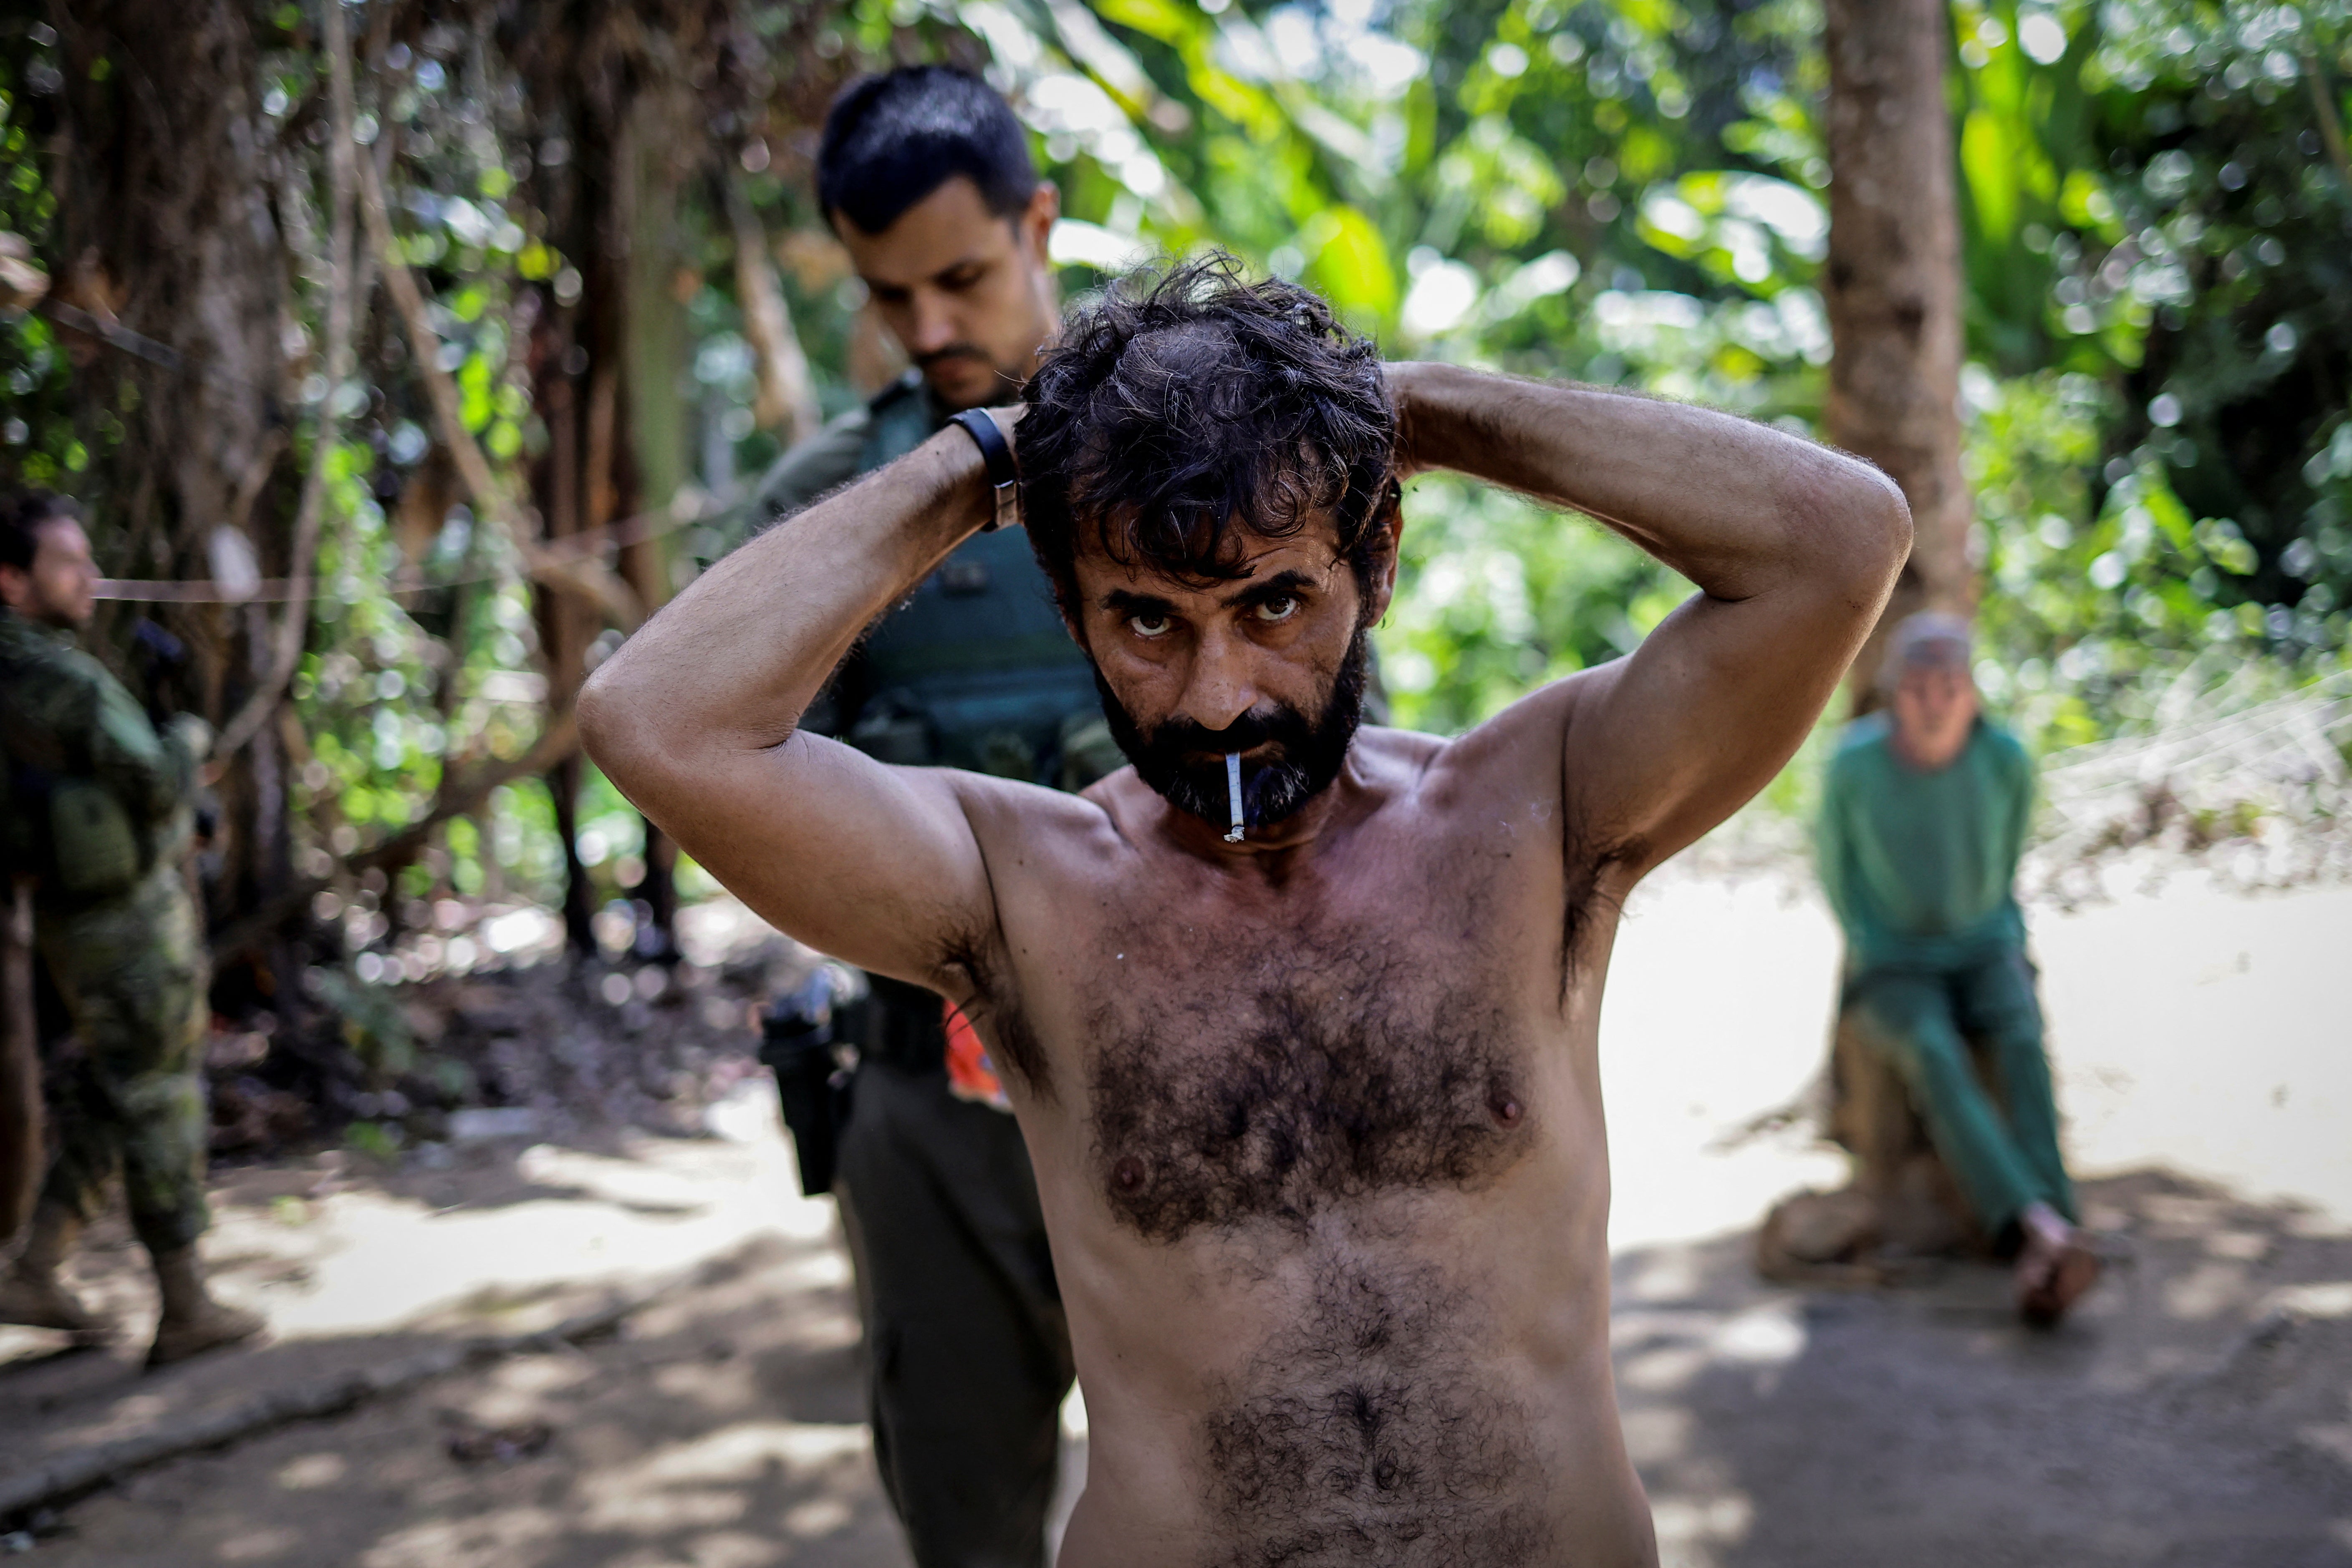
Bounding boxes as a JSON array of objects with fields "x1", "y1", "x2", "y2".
[{"x1": 0, "y1": 610, "x2": 212, "y2": 1257}]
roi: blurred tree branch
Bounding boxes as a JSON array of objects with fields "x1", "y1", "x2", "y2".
[
  {"x1": 210, "y1": 706, "x2": 581, "y2": 964},
  {"x1": 215, "y1": 0, "x2": 366, "y2": 760},
  {"x1": 724, "y1": 171, "x2": 820, "y2": 443},
  {"x1": 356, "y1": 137, "x2": 645, "y2": 633}
]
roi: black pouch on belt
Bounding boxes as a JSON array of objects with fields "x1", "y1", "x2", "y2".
[{"x1": 759, "y1": 971, "x2": 854, "y2": 1197}]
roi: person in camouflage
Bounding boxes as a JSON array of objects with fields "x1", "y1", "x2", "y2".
[{"x1": 0, "y1": 489, "x2": 262, "y2": 1366}]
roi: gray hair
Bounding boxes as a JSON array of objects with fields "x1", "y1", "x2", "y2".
[{"x1": 1878, "y1": 611, "x2": 1973, "y2": 690}]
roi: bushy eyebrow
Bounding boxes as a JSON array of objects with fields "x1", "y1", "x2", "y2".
[
  {"x1": 1219, "y1": 568, "x2": 1316, "y2": 611},
  {"x1": 1098, "y1": 567, "x2": 1317, "y2": 620},
  {"x1": 1101, "y1": 587, "x2": 1177, "y2": 618}
]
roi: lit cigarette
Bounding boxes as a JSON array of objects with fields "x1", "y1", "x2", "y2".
[{"x1": 1224, "y1": 752, "x2": 1245, "y2": 842}]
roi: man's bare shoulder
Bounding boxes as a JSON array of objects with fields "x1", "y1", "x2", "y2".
[
  {"x1": 950, "y1": 766, "x2": 1132, "y2": 862},
  {"x1": 1335, "y1": 723, "x2": 1442, "y2": 791},
  {"x1": 1408, "y1": 664, "x2": 1609, "y2": 799}
]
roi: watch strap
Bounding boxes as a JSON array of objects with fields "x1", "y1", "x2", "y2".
[{"x1": 949, "y1": 408, "x2": 1019, "y2": 533}]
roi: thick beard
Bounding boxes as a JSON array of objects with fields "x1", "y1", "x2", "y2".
[{"x1": 1093, "y1": 630, "x2": 1370, "y2": 832}]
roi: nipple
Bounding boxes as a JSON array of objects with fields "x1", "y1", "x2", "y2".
[
  {"x1": 1224, "y1": 752, "x2": 1245, "y2": 843},
  {"x1": 1490, "y1": 1094, "x2": 1524, "y2": 1127},
  {"x1": 1113, "y1": 1155, "x2": 1145, "y2": 1193}
]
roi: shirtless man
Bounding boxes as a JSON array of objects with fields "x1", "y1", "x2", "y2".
[{"x1": 582, "y1": 259, "x2": 1909, "y2": 1564}]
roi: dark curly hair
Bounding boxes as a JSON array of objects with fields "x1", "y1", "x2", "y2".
[{"x1": 1017, "y1": 253, "x2": 1399, "y2": 620}]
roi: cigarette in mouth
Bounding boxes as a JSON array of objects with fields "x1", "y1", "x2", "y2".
[{"x1": 1224, "y1": 752, "x2": 1245, "y2": 843}]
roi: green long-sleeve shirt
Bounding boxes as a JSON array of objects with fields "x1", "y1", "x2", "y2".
[{"x1": 1815, "y1": 713, "x2": 2034, "y2": 973}]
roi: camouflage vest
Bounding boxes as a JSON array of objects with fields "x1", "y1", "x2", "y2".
[{"x1": 0, "y1": 615, "x2": 186, "y2": 908}]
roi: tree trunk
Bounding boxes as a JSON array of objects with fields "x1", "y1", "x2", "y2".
[
  {"x1": 1822, "y1": 0, "x2": 1975, "y2": 706},
  {"x1": 0, "y1": 877, "x2": 41, "y2": 1245},
  {"x1": 520, "y1": 62, "x2": 699, "y2": 962},
  {"x1": 51, "y1": 0, "x2": 291, "y2": 973},
  {"x1": 618, "y1": 91, "x2": 694, "y2": 960},
  {"x1": 1808, "y1": 0, "x2": 1982, "y2": 1261},
  {"x1": 525, "y1": 333, "x2": 601, "y2": 958}
]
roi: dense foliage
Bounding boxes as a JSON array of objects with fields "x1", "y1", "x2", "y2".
[{"x1": 2, "y1": 0, "x2": 2348, "y2": 930}]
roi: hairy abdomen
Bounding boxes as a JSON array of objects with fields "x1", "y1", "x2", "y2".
[{"x1": 1195, "y1": 1255, "x2": 1553, "y2": 1568}]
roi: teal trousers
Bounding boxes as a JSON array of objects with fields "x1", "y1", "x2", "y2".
[{"x1": 1846, "y1": 946, "x2": 2075, "y2": 1235}]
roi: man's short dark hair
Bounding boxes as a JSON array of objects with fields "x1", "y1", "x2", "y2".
[
  {"x1": 817, "y1": 66, "x2": 1039, "y2": 236},
  {"x1": 0, "y1": 489, "x2": 78, "y2": 573},
  {"x1": 1018, "y1": 252, "x2": 1399, "y2": 619}
]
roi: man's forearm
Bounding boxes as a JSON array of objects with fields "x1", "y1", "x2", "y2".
[
  {"x1": 1391, "y1": 362, "x2": 1906, "y2": 601},
  {"x1": 582, "y1": 424, "x2": 996, "y2": 762}
]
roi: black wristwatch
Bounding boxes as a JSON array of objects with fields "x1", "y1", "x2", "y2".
[{"x1": 949, "y1": 408, "x2": 1019, "y2": 533}]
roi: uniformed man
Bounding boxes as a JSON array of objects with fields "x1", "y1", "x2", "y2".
[
  {"x1": 0, "y1": 489, "x2": 262, "y2": 1366},
  {"x1": 1817, "y1": 612, "x2": 2099, "y2": 1323},
  {"x1": 735, "y1": 66, "x2": 1092, "y2": 1565}
]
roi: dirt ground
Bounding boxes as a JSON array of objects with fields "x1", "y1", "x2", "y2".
[{"x1": 4, "y1": 867, "x2": 2349, "y2": 1567}]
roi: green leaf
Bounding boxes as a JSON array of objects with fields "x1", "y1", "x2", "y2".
[
  {"x1": 1303, "y1": 205, "x2": 1396, "y2": 331},
  {"x1": 1961, "y1": 109, "x2": 2019, "y2": 244}
]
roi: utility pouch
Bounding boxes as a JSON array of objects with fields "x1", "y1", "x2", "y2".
[
  {"x1": 759, "y1": 971, "x2": 854, "y2": 1197},
  {"x1": 48, "y1": 778, "x2": 142, "y2": 902}
]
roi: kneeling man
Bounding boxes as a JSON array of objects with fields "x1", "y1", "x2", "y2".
[{"x1": 582, "y1": 259, "x2": 1908, "y2": 1565}]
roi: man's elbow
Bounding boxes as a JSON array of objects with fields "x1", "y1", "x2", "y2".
[
  {"x1": 1797, "y1": 458, "x2": 1913, "y2": 593},
  {"x1": 1855, "y1": 466, "x2": 1915, "y2": 581},
  {"x1": 575, "y1": 659, "x2": 644, "y2": 786}
]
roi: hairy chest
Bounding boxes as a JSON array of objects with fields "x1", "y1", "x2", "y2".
[{"x1": 1073, "y1": 908, "x2": 1544, "y2": 1245}]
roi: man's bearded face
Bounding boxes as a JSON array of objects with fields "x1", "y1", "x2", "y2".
[{"x1": 1093, "y1": 630, "x2": 1370, "y2": 830}]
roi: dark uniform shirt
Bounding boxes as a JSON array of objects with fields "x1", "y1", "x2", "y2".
[{"x1": 740, "y1": 372, "x2": 1111, "y2": 786}]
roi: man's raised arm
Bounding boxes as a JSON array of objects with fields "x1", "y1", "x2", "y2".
[
  {"x1": 578, "y1": 420, "x2": 1010, "y2": 990},
  {"x1": 1390, "y1": 363, "x2": 1911, "y2": 877}
]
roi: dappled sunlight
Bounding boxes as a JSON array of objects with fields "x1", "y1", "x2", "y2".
[
  {"x1": 0, "y1": 1084, "x2": 871, "y2": 1566},
  {"x1": 1604, "y1": 1167, "x2": 2352, "y2": 1567},
  {"x1": 19, "y1": 1218, "x2": 906, "y2": 1568}
]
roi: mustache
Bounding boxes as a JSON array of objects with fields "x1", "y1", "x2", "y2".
[
  {"x1": 913, "y1": 343, "x2": 998, "y2": 372},
  {"x1": 1147, "y1": 708, "x2": 1299, "y2": 757}
]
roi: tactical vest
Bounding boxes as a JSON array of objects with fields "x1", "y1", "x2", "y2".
[{"x1": 840, "y1": 375, "x2": 1112, "y2": 788}]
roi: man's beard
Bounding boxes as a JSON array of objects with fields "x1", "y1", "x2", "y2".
[{"x1": 1093, "y1": 631, "x2": 1370, "y2": 832}]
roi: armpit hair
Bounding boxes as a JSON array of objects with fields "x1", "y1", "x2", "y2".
[
  {"x1": 936, "y1": 920, "x2": 1053, "y2": 1101},
  {"x1": 1557, "y1": 814, "x2": 1638, "y2": 1001},
  {"x1": 1557, "y1": 691, "x2": 1645, "y2": 1000}
]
